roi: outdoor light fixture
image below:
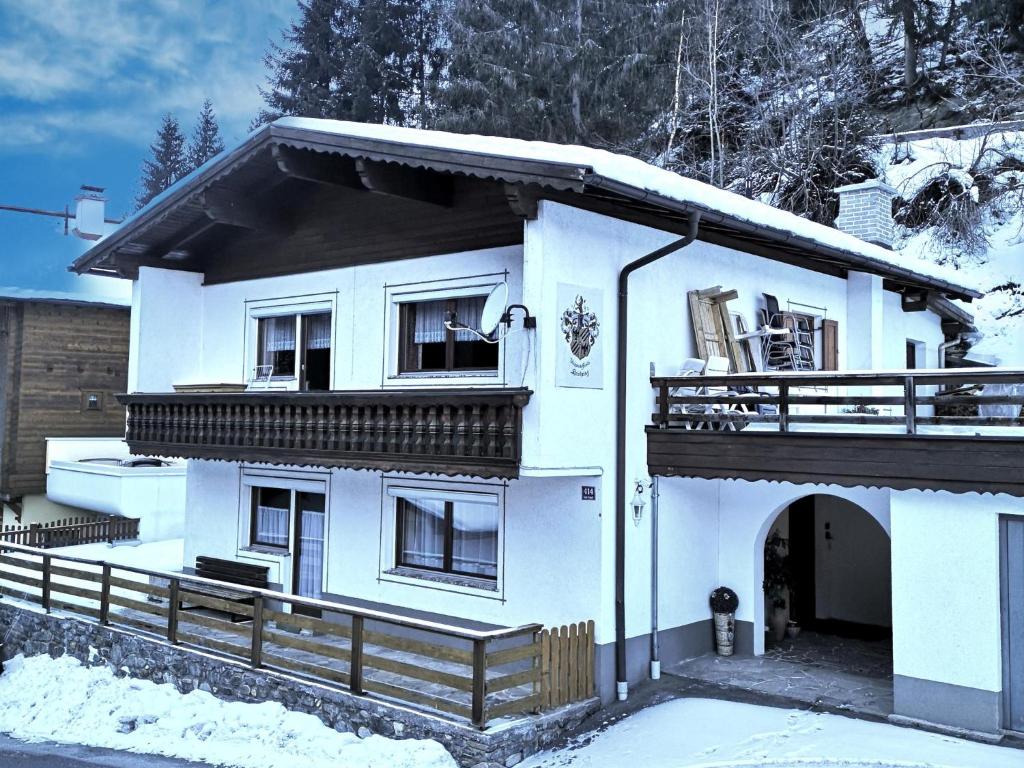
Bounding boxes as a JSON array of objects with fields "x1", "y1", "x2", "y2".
[{"x1": 631, "y1": 480, "x2": 646, "y2": 527}]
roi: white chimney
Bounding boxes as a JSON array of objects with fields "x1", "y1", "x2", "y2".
[
  {"x1": 72, "y1": 185, "x2": 106, "y2": 241},
  {"x1": 833, "y1": 179, "x2": 898, "y2": 250}
]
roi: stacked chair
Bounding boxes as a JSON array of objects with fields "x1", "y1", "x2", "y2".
[{"x1": 760, "y1": 294, "x2": 815, "y2": 371}]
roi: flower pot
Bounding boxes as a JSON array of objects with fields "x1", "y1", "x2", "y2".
[
  {"x1": 785, "y1": 621, "x2": 801, "y2": 639},
  {"x1": 713, "y1": 611, "x2": 735, "y2": 656},
  {"x1": 769, "y1": 608, "x2": 787, "y2": 642}
]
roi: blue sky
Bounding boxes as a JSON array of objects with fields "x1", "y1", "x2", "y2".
[{"x1": 0, "y1": 0, "x2": 296, "y2": 300}]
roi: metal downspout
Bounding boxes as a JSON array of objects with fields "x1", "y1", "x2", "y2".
[
  {"x1": 650, "y1": 475, "x2": 661, "y2": 679},
  {"x1": 615, "y1": 212, "x2": 701, "y2": 701}
]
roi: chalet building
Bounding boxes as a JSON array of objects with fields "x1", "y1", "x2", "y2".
[
  {"x1": 0, "y1": 293, "x2": 130, "y2": 526},
  {"x1": 71, "y1": 119, "x2": 1024, "y2": 737}
]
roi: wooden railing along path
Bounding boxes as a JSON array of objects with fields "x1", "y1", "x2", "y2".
[
  {"x1": 0, "y1": 541, "x2": 594, "y2": 728},
  {"x1": 652, "y1": 368, "x2": 1024, "y2": 434},
  {"x1": 0, "y1": 517, "x2": 140, "y2": 548}
]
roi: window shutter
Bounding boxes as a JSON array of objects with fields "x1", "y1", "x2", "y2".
[{"x1": 822, "y1": 319, "x2": 839, "y2": 370}]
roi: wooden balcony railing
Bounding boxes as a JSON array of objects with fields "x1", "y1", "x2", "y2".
[
  {"x1": 0, "y1": 540, "x2": 598, "y2": 728},
  {"x1": 648, "y1": 368, "x2": 1024, "y2": 496},
  {"x1": 116, "y1": 389, "x2": 531, "y2": 479}
]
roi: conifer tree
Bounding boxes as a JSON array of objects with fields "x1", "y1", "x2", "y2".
[
  {"x1": 257, "y1": 0, "x2": 341, "y2": 124},
  {"x1": 257, "y1": 0, "x2": 449, "y2": 127},
  {"x1": 136, "y1": 114, "x2": 188, "y2": 210},
  {"x1": 188, "y1": 99, "x2": 225, "y2": 170}
]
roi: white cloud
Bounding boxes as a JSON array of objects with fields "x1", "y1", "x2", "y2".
[{"x1": 0, "y1": 0, "x2": 297, "y2": 151}]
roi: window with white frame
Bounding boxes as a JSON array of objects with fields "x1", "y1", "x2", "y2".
[
  {"x1": 390, "y1": 486, "x2": 500, "y2": 581},
  {"x1": 255, "y1": 311, "x2": 332, "y2": 390},
  {"x1": 397, "y1": 295, "x2": 498, "y2": 374}
]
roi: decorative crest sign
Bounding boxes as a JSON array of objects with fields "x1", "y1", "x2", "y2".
[{"x1": 556, "y1": 283, "x2": 604, "y2": 389}]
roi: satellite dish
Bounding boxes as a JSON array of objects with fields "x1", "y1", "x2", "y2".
[{"x1": 480, "y1": 283, "x2": 508, "y2": 336}]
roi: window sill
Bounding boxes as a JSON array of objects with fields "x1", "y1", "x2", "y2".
[
  {"x1": 240, "y1": 545, "x2": 290, "y2": 557},
  {"x1": 390, "y1": 371, "x2": 499, "y2": 379},
  {"x1": 384, "y1": 567, "x2": 498, "y2": 593}
]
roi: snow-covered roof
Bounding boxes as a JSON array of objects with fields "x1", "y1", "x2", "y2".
[
  {"x1": 72, "y1": 117, "x2": 981, "y2": 301},
  {"x1": 0, "y1": 285, "x2": 130, "y2": 308}
]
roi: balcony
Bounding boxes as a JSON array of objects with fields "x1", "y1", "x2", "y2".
[
  {"x1": 117, "y1": 388, "x2": 532, "y2": 479},
  {"x1": 648, "y1": 368, "x2": 1024, "y2": 496}
]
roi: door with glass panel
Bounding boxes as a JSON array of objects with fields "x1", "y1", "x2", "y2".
[
  {"x1": 293, "y1": 491, "x2": 326, "y2": 617},
  {"x1": 249, "y1": 483, "x2": 326, "y2": 616}
]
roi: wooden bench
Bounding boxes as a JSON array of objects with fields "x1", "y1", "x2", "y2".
[{"x1": 179, "y1": 556, "x2": 270, "y2": 622}]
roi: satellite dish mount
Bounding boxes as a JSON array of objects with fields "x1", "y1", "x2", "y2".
[{"x1": 444, "y1": 282, "x2": 536, "y2": 341}]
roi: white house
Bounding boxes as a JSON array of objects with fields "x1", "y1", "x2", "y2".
[{"x1": 71, "y1": 118, "x2": 1024, "y2": 737}]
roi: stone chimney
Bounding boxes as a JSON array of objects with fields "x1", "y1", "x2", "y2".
[{"x1": 833, "y1": 179, "x2": 898, "y2": 250}]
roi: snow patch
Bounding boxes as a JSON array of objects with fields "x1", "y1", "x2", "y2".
[
  {"x1": 0, "y1": 654, "x2": 456, "y2": 768},
  {"x1": 523, "y1": 697, "x2": 1021, "y2": 768}
]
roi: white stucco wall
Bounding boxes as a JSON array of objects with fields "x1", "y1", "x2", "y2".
[
  {"x1": 890, "y1": 490, "x2": 1024, "y2": 693},
  {"x1": 183, "y1": 460, "x2": 604, "y2": 637}
]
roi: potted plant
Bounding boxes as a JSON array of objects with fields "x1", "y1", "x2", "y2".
[
  {"x1": 709, "y1": 586, "x2": 739, "y2": 656},
  {"x1": 763, "y1": 531, "x2": 792, "y2": 643}
]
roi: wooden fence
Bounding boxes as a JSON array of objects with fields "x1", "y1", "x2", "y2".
[
  {"x1": 539, "y1": 621, "x2": 596, "y2": 708},
  {"x1": 0, "y1": 541, "x2": 595, "y2": 728},
  {"x1": 0, "y1": 517, "x2": 140, "y2": 548}
]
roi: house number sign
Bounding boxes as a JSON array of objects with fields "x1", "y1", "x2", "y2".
[{"x1": 581, "y1": 486, "x2": 596, "y2": 501}]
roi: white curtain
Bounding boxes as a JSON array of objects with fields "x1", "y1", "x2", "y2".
[
  {"x1": 399, "y1": 499, "x2": 445, "y2": 569},
  {"x1": 296, "y1": 507, "x2": 325, "y2": 599},
  {"x1": 255, "y1": 505, "x2": 289, "y2": 547},
  {"x1": 263, "y1": 316, "x2": 296, "y2": 352},
  {"x1": 413, "y1": 301, "x2": 448, "y2": 345},
  {"x1": 304, "y1": 313, "x2": 331, "y2": 350},
  {"x1": 453, "y1": 296, "x2": 485, "y2": 341},
  {"x1": 451, "y1": 501, "x2": 498, "y2": 578}
]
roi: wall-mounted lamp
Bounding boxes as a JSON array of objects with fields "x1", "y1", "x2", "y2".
[{"x1": 631, "y1": 480, "x2": 646, "y2": 527}]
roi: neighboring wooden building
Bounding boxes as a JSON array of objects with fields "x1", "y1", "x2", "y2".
[{"x1": 0, "y1": 294, "x2": 130, "y2": 519}]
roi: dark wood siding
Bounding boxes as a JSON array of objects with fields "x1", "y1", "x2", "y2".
[
  {"x1": 202, "y1": 177, "x2": 524, "y2": 285},
  {"x1": 1, "y1": 301, "x2": 130, "y2": 497},
  {"x1": 647, "y1": 428, "x2": 1024, "y2": 496}
]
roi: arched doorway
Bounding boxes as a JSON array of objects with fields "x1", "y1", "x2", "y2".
[{"x1": 760, "y1": 494, "x2": 892, "y2": 674}]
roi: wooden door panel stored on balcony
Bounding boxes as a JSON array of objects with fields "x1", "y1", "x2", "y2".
[{"x1": 117, "y1": 389, "x2": 531, "y2": 479}]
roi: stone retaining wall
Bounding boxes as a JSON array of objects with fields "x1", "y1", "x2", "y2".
[{"x1": 0, "y1": 601, "x2": 597, "y2": 767}]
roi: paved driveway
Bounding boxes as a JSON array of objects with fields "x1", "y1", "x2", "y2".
[{"x1": 0, "y1": 735, "x2": 209, "y2": 768}]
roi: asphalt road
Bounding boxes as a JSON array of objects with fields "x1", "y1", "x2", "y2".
[{"x1": 0, "y1": 735, "x2": 209, "y2": 768}]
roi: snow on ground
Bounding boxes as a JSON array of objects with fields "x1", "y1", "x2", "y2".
[
  {"x1": 0, "y1": 654, "x2": 456, "y2": 768},
  {"x1": 524, "y1": 698, "x2": 1021, "y2": 768}
]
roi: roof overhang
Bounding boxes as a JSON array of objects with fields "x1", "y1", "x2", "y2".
[{"x1": 72, "y1": 121, "x2": 981, "y2": 305}]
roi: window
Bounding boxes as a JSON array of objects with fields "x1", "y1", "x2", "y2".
[
  {"x1": 251, "y1": 486, "x2": 290, "y2": 549},
  {"x1": 398, "y1": 296, "x2": 498, "y2": 374},
  {"x1": 81, "y1": 391, "x2": 103, "y2": 412},
  {"x1": 256, "y1": 311, "x2": 332, "y2": 390},
  {"x1": 395, "y1": 495, "x2": 499, "y2": 580}
]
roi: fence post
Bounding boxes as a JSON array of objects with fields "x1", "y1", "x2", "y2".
[
  {"x1": 778, "y1": 383, "x2": 790, "y2": 433},
  {"x1": 904, "y1": 375, "x2": 917, "y2": 435},
  {"x1": 471, "y1": 638, "x2": 487, "y2": 729},
  {"x1": 250, "y1": 594, "x2": 264, "y2": 668},
  {"x1": 99, "y1": 563, "x2": 111, "y2": 625},
  {"x1": 350, "y1": 615, "x2": 364, "y2": 695},
  {"x1": 41, "y1": 554, "x2": 52, "y2": 612},
  {"x1": 167, "y1": 578, "x2": 180, "y2": 644}
]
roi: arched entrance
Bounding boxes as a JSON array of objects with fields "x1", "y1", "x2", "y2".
[{"x1": 759, "y1": 493, "x2": 892, "y2": 673}]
